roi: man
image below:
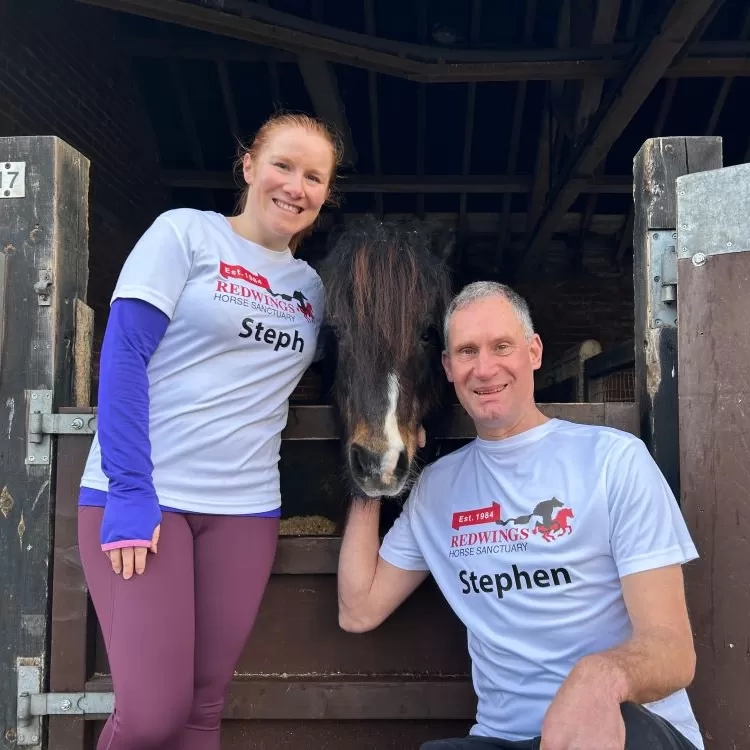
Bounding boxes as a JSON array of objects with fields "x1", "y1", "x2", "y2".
[{"x1": 337, "y1": 281, "x2": 703, "y2": 750}]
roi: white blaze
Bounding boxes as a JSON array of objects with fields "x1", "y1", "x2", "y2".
[{"x1": 381, "y1": 372, "x2": 405, "y2": 482}]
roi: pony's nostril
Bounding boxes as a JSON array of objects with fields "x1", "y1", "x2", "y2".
[{"x1": 350, "y1": 443, "x2": 378, "y2": 479}]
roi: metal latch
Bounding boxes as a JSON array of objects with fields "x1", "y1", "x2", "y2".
[
  {"x1": 17, "y1": 662, "x2": 113, "y2": 746},
  {"x1": 26, "y1": 390, "x2": 97, "y2": 465}
]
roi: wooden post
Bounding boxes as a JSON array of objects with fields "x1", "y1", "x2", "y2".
[
  {"x1": 675, "y1": 162, "x2": 750, "y2": 750},
  {"x1": 0, "y1": 138, "x2": 89, "y2": 748},
  {"x1": 632, "y1": 137, "x2": 722, "y2": 498}
]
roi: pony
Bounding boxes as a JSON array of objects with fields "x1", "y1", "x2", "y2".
[{"x1": 318, "y1": 215, "x2": 453, "y2": 500}]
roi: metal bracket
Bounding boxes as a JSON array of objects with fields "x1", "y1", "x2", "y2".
[
  {"x1": 34, "y1": 270, "x2": 52, "y2": 306},
  {"x1": 17, "y1": 663, "x2": 114, "y2": 746},
  {"x1": 649, "y1": 231, "x2": 678, "y2": 329},
  {"x1": 26, "y1": 390, "x2": 97, "y2": 465}
]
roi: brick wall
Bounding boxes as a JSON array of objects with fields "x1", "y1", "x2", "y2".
[
  {"x1": 516, "y1": 247, "x2": 635, "y2": 367},
  {"x1": 0, "y1": 0, "x2": 169, "y2": 392}
]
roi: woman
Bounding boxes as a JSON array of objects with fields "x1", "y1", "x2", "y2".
[{"x1": 77, "y1": 111, "x2": 343, "y2": 750}]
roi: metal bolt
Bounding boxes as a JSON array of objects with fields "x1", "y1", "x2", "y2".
[
  {"x1": 692, "y1": 252, "x2": 707, "y2": 267},
  {"x1": 671, "y1": 232, "x2": 677, "y2": 239},
  {"x1": 60, "y1": 698, "x2": 73, "y2": 711},
  {"x1": 654, "y1": 319, "x2": 662, "y2": 327},
  {"x1": 32, "y1": 394, "x2": 37, "y2": 399},
  {"x1": 681, "y1": 224, "x2": 687, "y2": 229},
  {"x1": 654, "y1": 276, "x2": 660, "y2": 282},
  {"x1": 71, "y1": 418, "x2": 84, "y2": 430},
  {"x1": 726, "y1": 241, "x2": 732, "y2": 247},
  {"x1": 682, "y1": 247, "x2": 689, "y2": 255},
  {"x1": 42, "y1": 456, "x2": 48, "y2": 462},
  {"x1": 32, "y1": 736, "x2": 39, "y2": 744},
  {"x1": 653, "y1": 233, "x2": 659, "y2": 239},
  {"x1": 3, "y1": 190, "x2": 9, "y2": 197},
  {"x1": 28, "y1": 456, "x2": 35, "y2": 462}
]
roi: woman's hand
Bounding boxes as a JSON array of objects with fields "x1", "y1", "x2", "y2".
[{"x1": 108, "y1": 524, "x2": 160, "y2": 580}]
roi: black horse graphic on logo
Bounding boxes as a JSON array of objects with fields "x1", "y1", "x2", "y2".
[{"x1": 496, "y1": 497, "x2": 564, "y2": 528}]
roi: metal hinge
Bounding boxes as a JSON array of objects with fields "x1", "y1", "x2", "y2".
[
  {"x1": 649, "y1": 231, "x2": 678, "y2": 328},
  {"x1": 17, "y1": 663, "x2": 113, "y2": 746},
  {"x1": 26, "y1": 390, "x2": 97, "y2": 465},
  {"x1": 33, "y1": 270, "x2": 53, "y2": 306}
]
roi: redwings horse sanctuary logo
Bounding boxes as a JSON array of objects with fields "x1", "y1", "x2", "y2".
[
  {"x1": 214, "y1": 261, "x2": 315, "y2": 323},
  {"x1": 449, "y1": 497, "x2": 575, "y2": 559}
]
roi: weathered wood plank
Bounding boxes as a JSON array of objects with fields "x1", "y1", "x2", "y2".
[
  {"x1": 632, "y1": 137, "x2": 722, "y2": 498},
  {"x1": 0, "y1": 136, "x2": 89, "y2": 747},
  {"x1": 85, "y1": 676, "x2": 477, "y2": 721},
  {"x1": 48, "y1": 418, "x2": 96, "y2": 750},
  {"x1": 73, "y1": 300, "x2": 94, "y2": 408},
  {"x1": 675, "y1": 163, "x2": 750, "y2": 750}
]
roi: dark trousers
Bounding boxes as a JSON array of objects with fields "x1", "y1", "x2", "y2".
[{"x1": 420, "y1": 703, "x2": 699, "y2": 750}]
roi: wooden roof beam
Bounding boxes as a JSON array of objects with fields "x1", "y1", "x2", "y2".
[
  {"x1": 216, "y1": 61, "x2": 241, "y2": 141},
  {"x1": 161, "y1": 171, "x2": 633, "y2": 194},
  {"x1": 125, "y1": 33, "x2": 750, "y2": 80},
  {"x1": 705, "y1": 6, "x2": 750, "y2": 135},
  {"x1": 496, "y1": 0, "x2": 537, "y2": 262},
  {"x1": 297, "y1": 0, "x2": 357, "y2": 168},
  {"x1": 363, "y1": 0, "x2": 382, "y2": 214},
  {"x1": 78, "y1": 0, "x2": 748, "y2": 82},
  {"x1": 458, "y1": 0, "x2": 483, "y2": 240},
  {"x1": 575, "y1": 0, "x2": 622, "y2": 245},
  {"x1": 515, "y1": 0, "x2": 723, "y2": 279},
  {"x1": 415, "y1": 0, "x2": 428, "y2": 219},
  {"x1": 297, "y1": 54, "x2": 357, "y2": 167},
  {"x1": 317, "y1": 210, "x2": 630, "y2": 236}
]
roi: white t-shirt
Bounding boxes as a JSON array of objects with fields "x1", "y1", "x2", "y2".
[
  {"x1": 80, "y1": 208, "x2": 324, "y2": 514},
  {"x1": 379, "y1": 418, "x2": 703, "y2": 748}
]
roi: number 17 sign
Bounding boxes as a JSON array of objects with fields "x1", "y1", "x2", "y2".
[{"x1": 1, "y1": 162, "x2": 26, "y2": 199}]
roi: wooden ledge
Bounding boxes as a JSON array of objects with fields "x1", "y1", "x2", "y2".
[{"x1": 86, "y1": 676, "x2": 476, "y2": 720}]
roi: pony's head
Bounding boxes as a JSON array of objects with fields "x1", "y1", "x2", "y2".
[{"x1": 320, "y1": 216, "x2": 452, "y2": 498}]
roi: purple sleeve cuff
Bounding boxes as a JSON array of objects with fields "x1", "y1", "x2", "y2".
[{"x1": 98, "y1": 298, "x2": 169, "y2": 549}]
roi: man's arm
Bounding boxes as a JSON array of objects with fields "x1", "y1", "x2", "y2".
[
  {"x1": 570, "y1": 563, "x2": 696, "y2": 703},
  {"x1": 337, "y1": 498, "x2": 429, "y2": 633},
  {"x1": 540, "y1": 563, "x2": 696, "y2": 749}
]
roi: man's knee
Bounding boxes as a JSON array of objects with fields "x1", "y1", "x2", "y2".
[{"x1": 621, "y1": 702, "x2": 686, "y2": 750}]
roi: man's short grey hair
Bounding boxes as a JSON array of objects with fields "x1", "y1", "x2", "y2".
[{"x1": 443, "y1": 281, "x2": 535, "y2": 347}]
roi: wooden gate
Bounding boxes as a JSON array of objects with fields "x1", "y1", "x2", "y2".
[
  {"x1": 4, "y1": 133, "x2": 696, "y2": 750},
  {"x1": 674, "y1": 161, "x2": 750, "y2": 750}
]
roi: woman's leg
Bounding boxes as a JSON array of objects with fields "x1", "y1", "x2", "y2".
[
  {"x1": 78, "y1": 507, "x2": 196, "y2": 750},
  {"x1": 175, "y1": 514, "x2": 280, "y2": 750}
]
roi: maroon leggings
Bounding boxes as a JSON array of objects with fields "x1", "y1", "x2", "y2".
[{"x1": 78, "y1": 506, "x2": 279, "y2": 750}]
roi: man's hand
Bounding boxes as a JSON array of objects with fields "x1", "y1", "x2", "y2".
[
  {"x1": 107, "y1": 524, "x2": 160, "y2": 580},
  {"x1": 540, "y1": 657, "x2": 626, "y2": 750}
]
